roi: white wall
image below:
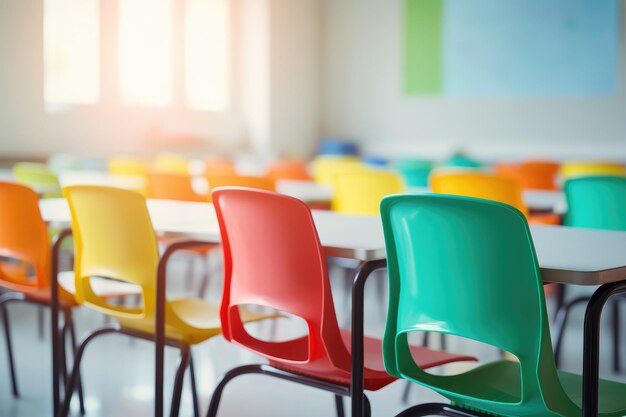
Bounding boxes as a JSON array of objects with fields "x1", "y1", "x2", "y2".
[{"x1": 322, "y1": 0, "x2": 626, "y2": 161}]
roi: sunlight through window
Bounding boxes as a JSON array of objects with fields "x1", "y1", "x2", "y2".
[
  {"x1": 119, "y1": 0, "x2": 172, "y2": 107},
  {"x1": 185, "y1": 0, "x2": 230, "y2": 111},
  {"x1": 44, "y1": 0, "x2": 99, "y2": 107}
]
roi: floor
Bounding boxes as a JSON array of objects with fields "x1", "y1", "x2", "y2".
[{"x1": 1, "y1": 254, "x2": 625, "y2": 417}]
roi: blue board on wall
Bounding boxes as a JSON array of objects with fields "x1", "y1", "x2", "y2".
[{"x1": 405, "y1": 0, "x2": 622, "y2": 97}]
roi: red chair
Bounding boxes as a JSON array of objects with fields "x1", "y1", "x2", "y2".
[{"x1": 207, "y1": 187, "x2": 475, "y2": 417}]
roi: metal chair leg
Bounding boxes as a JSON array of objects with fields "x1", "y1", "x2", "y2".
[
  {"x1": 334, "y1": 395, "x2": 345, "y2": 417},
  {"x1": 197, "y1": 253, "x2": 212, "y2": 299},
  {"x1": 363, "y1": 393, "x2": 371, "y2": 417},
  {"x1": 189, "y1": 352, "x2": 200, "y2": 417},
  {"x1": 553, "y1": 296, "x2": 590, "y2": 367},
  {"x1": 66, "y1": 311, "x2": 86, "y2": 415},
  {"x1": 1, "y1": 305, "x2": 19, "y2": 397},
  {"x1": 613, "y1": 300, "x2": 621, "y2": 372},
  {"x1": 38, "y1": 306, "x2": 45, "y2": 340},
  {"x1": 169, "y1": 345, "x2": 192, "y2": 417}
]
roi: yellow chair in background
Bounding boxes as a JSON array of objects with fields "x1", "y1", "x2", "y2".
[
  {"x1": 332, "y1": 170, "x2": 404, "y2": 215},
  {"x1": 108, "y1": 156, "x2": 149, "y2": 177},
  {"x1": 311, "y1": 156, "x2": 365, "y2": 186},
  {"x1": 560, "y1": 161, "x2": 626, "y2": 179},
  {"x1": 153, "y1": 154, "x2": 190, "y2": 175},
  {"x1": 59, "y1": 186, "x2": 276, "y2": 417}
]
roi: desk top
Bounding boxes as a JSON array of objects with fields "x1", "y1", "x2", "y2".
[{"x1": 39, "y1": 198, "x2": 626, "y2": 286}]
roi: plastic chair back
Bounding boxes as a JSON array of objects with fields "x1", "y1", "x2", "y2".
[
  {"x1": 317, "y1": 138, "x2": 359, "y2": 156},
  {"x1": 311, "y1": 156, "x2": 365, "y2": 186},
  {"x1": 207, "y1": 176, "x2": 275, "y2": 194},
  {"x1": 13, "y1": 162, "x2": 62, "y2": 197},
  {"x1": 496, "y1": 161, "x2": 560, "y2": 191},
  {"x1": 267, "y1": 160, "x2": 311, "y2": 181},
  {"x1": 0, "y1": 182, "x2": 51, "y2": 291},
  {"x1": 333, "y1": 171, "x2": 404, "y2": 215},
  {"x1": 212, "y1": 187, "x2": 349, "y2": 369},
  {"x1": 64, "y1": 186, "x2": 159, "y2": 319},
  {"x1": 393, "y1": 159, "x2": 433, "y2": 188},
  {"x1": 431, "y1": 172, "x2": 528, "y2": 216},
  {"x1": 153, "y1": 154, "x2": 189, "y2": 175},
  {"x1": 381, "y1": 194, "x2": 569, "y2": 415},
  {"x1": 564, "y1": 176, "x2": 626, "y2": 231},
  {"x1": 204, "y1": 159, "x2": 236, "y2": 177},
  {"x1": 108, "y1": 157, "x2": 149, "y2": 177},
  {"x1": 146, "y1": 172, "x2": 205, "y2": 202},
  {"x1": 560, "y1": 162, "x2": 626, "y2": 180}
]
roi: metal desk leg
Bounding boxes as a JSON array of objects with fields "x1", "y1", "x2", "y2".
[
  {"x1": 582, "y1": 281, "x2": 626, "y2": 417},
  {"x1": 350, "y1": 259, "x2": 387, "y2": 417}
]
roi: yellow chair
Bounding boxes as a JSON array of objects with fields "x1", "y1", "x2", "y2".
[
  {"x1": 560, "y1": 161, "x2": 626, "y2": 179},
  {"x1": 153, "y1": 154, "x2": 190, "y2": 175},
  {"x1": 108, "y1": 156, "x2": 149, "y2": 177},
  {"x1": 59, "y1": 186, "x2": 276, "y2": 417},
  {"x1": 332, "y1": 170, "x2": 404, "y2": 215},
  {"x1": 311, "y1": 156, "x2": 366, "y2": 186}
]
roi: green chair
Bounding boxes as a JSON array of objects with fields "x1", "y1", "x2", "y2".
[
  {"x1": 553, "y1": 176, "x2": 626, "y2": 371},
  {"x1": 12, "y1": 162, "x2": 62, "y2": 198},
  {"x1": 393, "y1": 159, "x2": 433, "y2": 188},
  {"x1": 380, "y1": 193, "x2": 626, "y2": 417}
]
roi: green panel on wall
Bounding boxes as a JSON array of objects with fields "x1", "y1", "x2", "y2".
[{"x1": 404, "y1": 0, "x2": 443, "y2": 94}]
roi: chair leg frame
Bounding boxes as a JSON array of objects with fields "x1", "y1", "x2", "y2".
[
  {"x1": 57, "y1": 323, "x2": 197, "y2": 417},
  {"x1": 394, "y1": 403, "x2": 492, "y2": 417},
  {"x1": 552, "y1": 296, "x2": 591, "y2": 367},
  {"x1": 206, "y1": 364, "x2": 365, "y2": 417}
]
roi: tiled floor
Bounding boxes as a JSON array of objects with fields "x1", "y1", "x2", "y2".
[{"x1": 1, "y1": 257, "x2": 624, "y2": 417}]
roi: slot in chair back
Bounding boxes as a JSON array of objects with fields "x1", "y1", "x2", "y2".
[
  {"x1": 64, "y1": 186, "x2": 159, "y2": 319},
  {"x1": 564, "y1": 176, "x2": 626, "y2": 231},
  {"x1": 381, "y1": 194, "x2": 573, "y2": 416},
  {"x1": 212, "y1": 187, "x2": 349, "y2": 368},
  {"x1": 0, "y1": 182, "x2": 50, "y2": 290},
  {"x1": 332, "y1": 170, "x2": 404, "y2": 215}
]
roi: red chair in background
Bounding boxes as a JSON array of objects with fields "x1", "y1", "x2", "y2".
[{"x1": 207, "y1": 187, "x2": 475, "y2": 417}]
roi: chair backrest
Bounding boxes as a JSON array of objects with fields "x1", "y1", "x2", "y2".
[
  {"x1": 207, "y1": 175, "x2": 275, "y2": 195},
  {"x1": 212, "y1": 187, "x2": 349, "y2": 368},
  {"x1": 146, "y1": 172, "x2": 206, "y2": 202},
  {"x1": 496, "y1": 161, "x2": 560, "y2": 191},
  {"x1": 153, "y1": 154, "x2": 189, "y2": 175},
  {"x1": 64, "y1": 186, "x2": 159, "y2": 319},
  {"x1": 311, "y1": 156, "x2": 365, "y2": 186},
  {"x1": 431, "y1": 172, "x2": 528, "y2": 216},
  {"x1": 564, "y1": 176, "x2": 626, "y2": 231},
  {"x1": 204, "y1": 158, "x2": 236, "y2": 177},
  {"x1": 267, "y1": 160, "x2": 311, "y2": 181},
  {"x1": 13, "y1": 162, "x2": 62, "y2": 197},
  {"x1": 332, "y1": 171, "x2": 404, "y2": 215},
  {"x1": 0, "y1": 182, "x2": 51, "y2": 291},
  {"x1": 108, "y1": 156, "x2": 149, "y2": 177},
  {"x1": 560, "y1": 161, "x2": 626, "y2": 180},
  {"x1": 381, "y1": 194, "x2": 570, "y2": 415},
  {"x1": 393, "y1": 159, "x2": 433, "y2": 188}
]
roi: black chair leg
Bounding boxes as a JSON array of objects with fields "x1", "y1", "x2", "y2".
[
  {"x1": 334, "y1": 395, "x2": 345, "y2": 417},
  {"x1": 169, "y1": 345, "x2": 192, "y2": 417},
  {"x1": 363, "y1": 394, "x2": 371, "y2": 417},
  {"x1": 1, "y1": 305, "x2": 19, "y2": 397},
  {"x1": 553, "y1": 296, "x2": 590, "y2": 367},
  {"x1": 197, "y1": 254, "x2": 212, "y2": 299},
  {"x1": 38, "y1": 306, "x2": 45, "y2": 340},
  {"x1": 189, "y1": 352, "x2": 200, "y2": 417},
  {"x1": 613, "y1": 301, "x2": 621, "y2": 372},
  {"x1": 66, "y1": 311, "x2": 86, "y2": 415}
]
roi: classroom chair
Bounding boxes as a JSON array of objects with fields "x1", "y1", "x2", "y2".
[
  {"x1": 153, "y1": 154, "x2": 190, "y2": 175},
  {"x1": 311, "y1": 156, "x2": 366, "y2": 186},
  {"x1": 204, "y1": 158, "x2": 236, "y2": 177},
  {"x1": 267, "y1": 160, "x2": 311, "y2": 181},
  {"x1": 206, "y1": 175, "x2": 275, "y2": 197},
  {"x1": 332, "y1": 170, "x2": 404, "y2": 215},
  {"x1": 13, "y1": 162, "x2": 62, "y2": 197},
  {"x1": 495, "y1": 160, "x2": 560, "y2": 191},
  {"x1": 553, "y1": 176, "x2": 626, "y2": 371},
  {"x1": 58, "y1": 186, "x2": 275, "y2": 417},
  {"x1": 108, "y1": 156, "x2": 150, "y2": 177},
  {"x1": 431, "y1": 172, "x2": 561, "y2": 225},
  {"x1": 393, "y1": 159, "x2": 433, "y2": 188},
  {"x1": 206, "y1": 188, "x2": 475, "y2": 417},
  {"x1": 444, "y1": 153, "x2": 483, "y2": 169},
  {"x1": 362, "y1": 155, "x2": 389, "y2": 167},
  {"x1": 560, "y1": 162, "x2": 626, "y2": 180},
  {"x1": 380, "y1": 193, "x2": 626, "y2": 417},
  {"x1": 0, "y1": 182, "x2": 141, "y2": 413},
  {"x1": 317, "y1": 137, "x2": 359, "y2": 156}
]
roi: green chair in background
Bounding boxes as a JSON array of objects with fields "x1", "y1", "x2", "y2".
[
  {"x1": 13, "y1": 162, "x2": 62, "y2": 198},
  {"x1": 393, "y1": 159, "x2": 433, "y2": 188},
  {"x1": 553, "y1": 176, "x2": 626, "y2": 371},
  {"x1": 380, "y1": 194, "x2": 626, "y2": 417}
]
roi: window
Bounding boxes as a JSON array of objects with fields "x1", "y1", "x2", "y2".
[
  {"x1": 43, "y1": 0, "x2": 231, "y2": 111},
  {"x1": 44, "y1": 0, "x2": 100, "y2": 107}
]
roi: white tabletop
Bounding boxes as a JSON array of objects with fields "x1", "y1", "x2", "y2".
[{"x1": 39, "y1": 198, "x2": 626, "y2": 286}]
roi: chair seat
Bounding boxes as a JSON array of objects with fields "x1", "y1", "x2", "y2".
[
  {"x1": 118, "y1": 298, "x2": 278, "y2": 345},
  {"x1": 444, "y1": 360, "x2": 626, "y2": 416},
  {"x1": 270, "y1": 328, "x2": 476, "y2": 391}
]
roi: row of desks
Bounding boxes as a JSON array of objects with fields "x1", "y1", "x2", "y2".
[{"x1": 40, "y1": 197, "x2": 621, "y2": 417}]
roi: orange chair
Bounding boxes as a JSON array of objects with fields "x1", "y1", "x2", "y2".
[
  {"x1": 206, "y1": 188, "x2": 475, "y2": 417},
  {"x1": 495, "y1": 161, "x2": 560, "y2": 191},
  {"x1": 0, "y1": 182, "x2": 140, "y2": 412},
  {"x1": 267, "y1": 160, "x2": 311, "y2": 181},
  {"x1": 206, "y1": 176, "x2": 275, "y2": 200},
  {"x1": 431, "y1": 172, "x2": 560, "y2": 225},
  {"x1": 146, "y1": 172, "x2": 206, "y2": 202},
  {"x1": 204, "y1": 158, "x2": 236, "y2": 177}
]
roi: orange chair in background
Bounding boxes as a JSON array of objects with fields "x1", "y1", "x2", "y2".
[
  {"x1": 204, "y1": 158, "x2": 236, "y2": 177},
  {"x1": 146, "y1": 172, "x2": 206, "y2": 202},
  {"x1": 495, "y1": 161, "x2": 560, "y2": 191},
  {"x1": 267, "y1": 160, "x2": 311, "y2": 181},
  {"x1": 431, "y1": 172, "x2": 560, "y2": 225},
  {"x1": 206, "y1": 176, "x2": 275, "y2": 199}
]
